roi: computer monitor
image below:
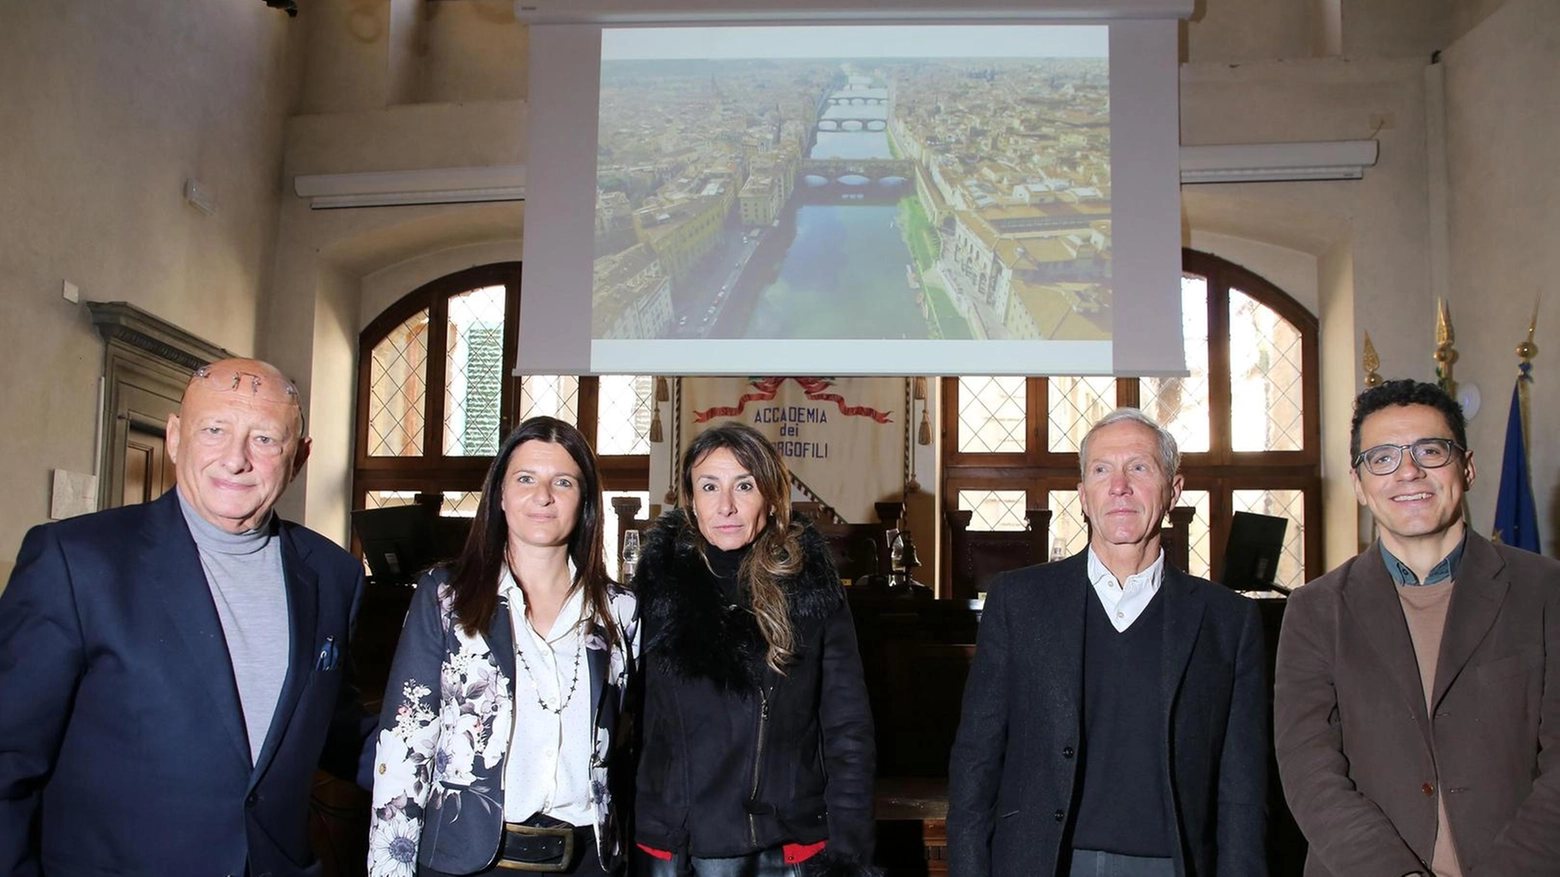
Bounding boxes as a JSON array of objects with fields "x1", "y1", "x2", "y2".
[
  {"x1": 351, "y1": 505, "x2": 442, "y2": 586},
  {"x1": 1220, "y1": 511, "x2": 1290, "y2": 593}
]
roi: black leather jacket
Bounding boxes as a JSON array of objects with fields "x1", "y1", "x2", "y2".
[{"x1": 633, "y1": 510, "x2": 876, "y2": 867}]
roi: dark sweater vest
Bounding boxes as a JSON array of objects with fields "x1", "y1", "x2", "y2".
[{"x1": 1069, "y1": 587, "x2": 1174, "y2": 858}]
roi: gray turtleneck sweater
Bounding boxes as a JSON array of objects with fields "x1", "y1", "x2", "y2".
[{"x1": 177, "y1": 491, "x2": 291, "y2": 764}]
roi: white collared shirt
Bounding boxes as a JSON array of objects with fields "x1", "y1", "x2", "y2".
[
  {"x1": 500, "y1": 566, "x2": 593, "y2": 825},
  {"x1": 1086, "y1": 548, "x2": 1166, "y2": 632}
]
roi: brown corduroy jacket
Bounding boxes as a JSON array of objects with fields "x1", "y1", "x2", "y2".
[{"x1": 1275, "y1": 531, "x2": 1560, "y2": 876}]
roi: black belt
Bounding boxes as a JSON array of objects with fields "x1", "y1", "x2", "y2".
[{"x1": 498, "y1": 814, "x2": 593, "y2": 872}]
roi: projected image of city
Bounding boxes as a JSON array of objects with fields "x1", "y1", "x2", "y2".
[{"x1": 591, "y1": 26, "x2": 1111, "y2": 342}]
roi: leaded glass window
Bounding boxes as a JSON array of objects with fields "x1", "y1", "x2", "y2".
[{"x1": 942, "y1": 249, "x2": 1320, "y2": 592}]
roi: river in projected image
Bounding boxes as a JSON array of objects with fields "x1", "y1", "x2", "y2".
[
  {"x1": 739, "y1": 126, "x2": 932, "y2": 339},
  {"x1": 742, "y1": 204, "x2": 921, "y2": 338}
]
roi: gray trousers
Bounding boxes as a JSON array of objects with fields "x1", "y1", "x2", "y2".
[{"x1": 1067, "y1": 849, "x2": 1176, "y2": 877}]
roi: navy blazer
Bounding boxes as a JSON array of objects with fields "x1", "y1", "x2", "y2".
[
  {"x1": 946, "y1": 552, "x2": 1269, "y2": 877},
  {"x1": 0, "y1": 490, "x2": 369, "y2": 877}
]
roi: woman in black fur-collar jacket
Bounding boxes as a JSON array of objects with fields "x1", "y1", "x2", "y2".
[{"x1": 632, "y1": 424, "x2": 877, "y2": 877}]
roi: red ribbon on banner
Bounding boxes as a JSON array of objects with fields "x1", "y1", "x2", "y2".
[{"x1": 692, "y1": 378, "x2": 893, "y2": 424}]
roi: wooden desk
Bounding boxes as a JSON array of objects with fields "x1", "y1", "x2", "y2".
[{"x1": 875, "y1": 777, "x2": 949, "y2": 877}]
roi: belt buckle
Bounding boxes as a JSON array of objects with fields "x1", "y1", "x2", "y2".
[{"x1": 496, "y1": 822, "x2": 575, "y2": 872}]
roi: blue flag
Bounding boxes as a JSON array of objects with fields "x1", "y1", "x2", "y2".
[{"x1": 1492, "y1": 379, "x2": 1540, "y2": 552}]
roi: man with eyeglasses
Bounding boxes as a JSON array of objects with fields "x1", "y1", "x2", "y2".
[
  {"x1": 0, "y1": 358, "x2": 372, "y2": 877},
  {"x1": 1275, "y1": 379, "x2": 1560, "y2": 877}
]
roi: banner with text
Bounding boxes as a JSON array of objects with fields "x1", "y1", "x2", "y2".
[{"x1": 680, "y1": 377, "x2": 905, "y2": 523}]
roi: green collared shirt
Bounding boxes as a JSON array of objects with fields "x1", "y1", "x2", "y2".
[{"x1": 1379, "y1": 532, "x2": 1467, "y2": 585}]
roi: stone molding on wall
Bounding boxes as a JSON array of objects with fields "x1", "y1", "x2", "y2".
[{"x1": 86, "y1": 301, "x2": 235, "y2": 371}]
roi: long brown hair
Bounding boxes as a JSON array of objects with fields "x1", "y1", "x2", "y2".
[
  {"x1": 678, "y1": 422, "x2": 802, "y2": 672},
  {"x1": 447, "y1": 416, "x2": 621, "y2": 650}
]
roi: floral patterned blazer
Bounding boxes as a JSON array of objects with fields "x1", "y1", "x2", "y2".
[{"x1": 368, "y1": 567, "x2": 639, "y2": 877}]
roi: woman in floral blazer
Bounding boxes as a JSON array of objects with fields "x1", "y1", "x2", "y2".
[{"x1": 369, "y1": 417, "x2": 639, "y2": 877}]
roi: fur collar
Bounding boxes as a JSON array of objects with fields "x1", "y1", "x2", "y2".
[{"x1": 636, "y1": 508, "x2": 842, "y2": 693}]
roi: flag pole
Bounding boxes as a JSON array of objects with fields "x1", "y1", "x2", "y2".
[{"x1": 1516, "y1": 296, "x2": 1539, "y2": 450}]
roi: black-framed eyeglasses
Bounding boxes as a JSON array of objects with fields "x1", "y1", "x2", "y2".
[{"x1": 1352, "y1": 438, "x2": 1465, "y2": 476}]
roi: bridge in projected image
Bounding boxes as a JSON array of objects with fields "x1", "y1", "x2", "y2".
[
  {"x1": 817, "y1": 118, "x2": 889, "y2": 131},
  {"x1": 798, "y1": 157, "x2": 914, "y2": 184},
  {"x1": 823, "y1": 91, "x2": 887, "y2": 106}
]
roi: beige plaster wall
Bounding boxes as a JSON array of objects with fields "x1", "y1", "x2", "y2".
[
  {"x1": 0, "y1": 0, "x2": 298, "y2": 564},
  {"x1": 1316, "y1": 240, "x2": 1362, "y2": 565},
  {"x1": 1186, "y1": 0, "x2": 1326, "y2": 62},
  {"x1": 1440, "y1": 0, "x2": 1560, "y2": 554},
  {"x1": 1187, "y1": 230, "x2": 1320, "y2": 316},
  {"x1": 421, "y1": 0, "x2": 529, "y2": 103},
  {"x1": 1340, "y1": 0, "x2": 1451, "y2": 60},
  {"x1": 296, "y1": 0, "x2": 526, "y2": 112},
  {"x1": 296, "y1": 0, "x2": 391, "y2": 114}
]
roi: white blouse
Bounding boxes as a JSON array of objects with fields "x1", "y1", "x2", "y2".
[{"x1": 499, "y1": 567, "x2": 594, "y2": 826}]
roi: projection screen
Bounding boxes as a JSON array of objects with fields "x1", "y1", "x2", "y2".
[{"x1": 520, "y1": 11, "x2": 1184, "y2": 377}]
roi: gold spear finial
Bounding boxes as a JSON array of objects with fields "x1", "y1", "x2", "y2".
[
  {"x1": 1517, "y1": 296, "x2": 1540, "y2": 364},
  {"x1": 1434, "y1": 298, "x2": 1458, "y2": 396},
  {"x1": 1362, "y1": 331, "x2": 1382, "y2": 387}
]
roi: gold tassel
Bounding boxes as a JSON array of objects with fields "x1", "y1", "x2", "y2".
[
  {"x1": 649, "y1": 408, "x2": 663, "y2": 443},
  {"x1": 913, "y1": 376, "x2": 927, "y2": 400},
  {"x1": 655, "y1": 376, "x2": 669, "y2": 402},
  {"x1": 917, "y1": 406, "x2": 932, "y2": 446}
]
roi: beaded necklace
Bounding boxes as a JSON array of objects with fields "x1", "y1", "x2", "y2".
[
  {"x1": 515, "y1": 620, "x2": 583, "y2": 715},
  {"x1": 507, "y1": 555, "x2": 586, "y2": 715}
]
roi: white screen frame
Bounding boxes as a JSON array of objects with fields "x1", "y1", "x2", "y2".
[{"x1": 521, "y1": 17, "x2": 1184, "y2": 377}]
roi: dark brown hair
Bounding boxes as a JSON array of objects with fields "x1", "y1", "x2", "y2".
[
  {"x1": 447, "y1": 416, "x2": 620, "y2": 649},
  {"x1": 678, "y1": 422, "x2": 802, "y2": 672},
  {"x1": 1349, "y1": 379, "x2": 1469, "y2": 461}
]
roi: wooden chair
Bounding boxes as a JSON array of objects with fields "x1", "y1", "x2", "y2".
[
  {"x1": 610, "y1": 495, "x2": 656, "y2": 542},
  {"x1": 1160, "y1": 505, "x2": 1196, "y2": 572},
  {"x1": 944, "y1": 507, "x2": 1053, "y2": 601},
  {"x1": 1076, "y1": 505, "x2": 1197, "y2": 572},
  {"x1": 797, "y1": 500, "x2": 903, "y2": 583}
]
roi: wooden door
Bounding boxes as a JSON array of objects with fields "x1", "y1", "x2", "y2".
[{"x1": 121, "y1": 423, "x2": 176, "y2": 505}]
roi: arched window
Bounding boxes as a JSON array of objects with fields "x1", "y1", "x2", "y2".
[
  {"x1": 942, "y1": 249, "x2": 1322, "y2": 590},
  {"x1": 354, "y1": 263, "x2": 653, "y2": 558}
]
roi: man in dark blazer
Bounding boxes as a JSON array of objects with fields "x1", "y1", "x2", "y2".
[
  {"x1": 1275, "y1": 379, "x2": 1560, "y2": 876},
  {"x1": 0, "y1": 358, "x2": 370, "y2": 877},
  {"x1": 948, "y1": 408, "x2": 1268, "y2": 877}
]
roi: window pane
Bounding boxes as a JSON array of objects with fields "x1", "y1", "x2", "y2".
[
  {"x1": 1141, "y1": 276, "x2": 1211, "y2": 453},
  {"x1": 1232, "y1": 489, "x2": 1306, "y2": 591},
  {"x1": 958, "y1": 377, "x2": 1026, "y2": 454},
  {"x1": 1046, "y1": 490, "x2": 1087, "y2": 560},
  {"x1": 441, "y1": 491, "x2": 481, "y2": 518},
  {"x1": 444, "y1": 286, "x2": 507, "y2": 456},
  {"x1": 364, "y1": 490, "x2": 420, "y2": 509},
  {"x1": 957, "y1": 489, "x2": 1027, "y2": 531},
  {"x1": 1049, "y1": 489, "x2": 1209, "y2": 577},
  {"x1": 1229, "y1": 288, "x2": 1304, "y2": 452},
  {"x1": 604, "y1": 490, "x2": 651, "y2": 580},
  {"x1": 1047, "y1": 376, "x2": 1116, "y2": 453},
  {"x1": 363, "y1": 490, "x2": 479, "y2": 517},
  {"x1": 597, "y1": 375, "x2": 654, "y2": 455},
  {"x1": 1177, "y1": 489, "x2": 1212, "y2": 580},
  {"x1": 519, "y1": 375, "x2": 580, "y2": 425},
  {"x1": 368, "y1": 309, "x2": 430, "y2": 457}
]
